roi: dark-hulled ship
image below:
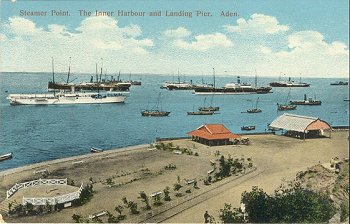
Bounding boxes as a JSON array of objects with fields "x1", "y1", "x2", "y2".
[
  {"x1": 269, "y1": 77, "x2": 310, "y2": 87},
  {"x1": 48, "y1": 80, "x2": 131, "y2": 92},
  {"x1": 330, "y1": 81, "x2": 348, "y2": 86},
  {"x1": 289, "y1": 94, "x2": 321, "y2": 105},
  {"x1": 194, "y1": 76, "x2": 272, "y2": 95}
]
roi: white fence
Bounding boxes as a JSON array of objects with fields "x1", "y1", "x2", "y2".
[
  {"x1": 6, "y1": 178, "x2": 68, "y2": 199},
  {"x1": 22, "y1": 183, "x2": 84, "y2": 206}
]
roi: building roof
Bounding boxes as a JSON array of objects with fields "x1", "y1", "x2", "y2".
[
  {"x1": 187, "y1": 124, "x2": 240, "y2": 140},
  {"x1": 269, "y1": 113, "x2": 331, "y2": 132}
]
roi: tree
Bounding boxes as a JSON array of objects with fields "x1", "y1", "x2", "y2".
[
  {"x1": 128, "y1": 201, "x2": 139, "y2": 215},
  {"x1": 75, "y1": 184, "x2": 94, "y2": 205},
  {"x1": 122, "y1": 197, "x2": 128, "y2": 207},
  {"x1": 24, "y1": 202, "x2": 34, "y2": 215},
  {"x1": 153, "y1": 194, "x2": 162, "y2": 206},
  {"x1": 106, "y1": 211, "x2": 119, "y2": 223},
  {"x1": 164, "y1": 186, "x2": 171, "y2": 201},
  {"x1": 218, "y1": 155, "x2": 231, "y2": 178},
  {"x1": 173, "y1": 183, "x2": 182, "y2": 191},
  {"x1": 115, "y1": 205, "x2": 124, "y2": 216},
  {"x1": 233, "y1": 185, "x2": 336, "y2": 223},
  {"x1": 106, "y1": 177, "x2": 114, "y2": 186},
  {"x1": 241, "y1": 186, "x2": 274, "y2": 223},
  {"x1": 218, "y1": 204, "x2": 245, "y2": 223},
  {"x1": 72, "y1": 214, "x2": 83, "y2": 223},
  {"x1": 139, "y1": 191, "x2": 151, "y2": 210},
  {"x1": 115, "y1": 205, "x2": 126, "y2": 221}
]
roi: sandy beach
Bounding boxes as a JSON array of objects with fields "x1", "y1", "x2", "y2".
[{"x1": 0, "y1": 130, "x2": 348, "y2": 223}]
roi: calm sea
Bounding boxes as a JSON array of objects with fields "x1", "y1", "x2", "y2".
[{"x1": 0, "y1": 72, "x2": 349, "y2": 171}]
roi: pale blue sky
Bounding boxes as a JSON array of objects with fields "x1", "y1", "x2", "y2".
[{"x1": 0, "y1": 0, "x2": 349, "y2": 77}]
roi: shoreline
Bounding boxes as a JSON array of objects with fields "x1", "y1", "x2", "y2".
[{"x1": 0, "y1": 143, "x2": 150, "y2": 177}]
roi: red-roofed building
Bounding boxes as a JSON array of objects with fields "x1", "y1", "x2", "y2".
[{"x1": 187, "y1": 124, "x2": 240, "y2": 146}]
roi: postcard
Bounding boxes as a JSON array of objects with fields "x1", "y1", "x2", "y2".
[{"x1": 0, "y1": 0, "x2": 349, "y2": 223}]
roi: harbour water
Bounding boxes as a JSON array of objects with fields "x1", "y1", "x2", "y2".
[{"x1": 0, "y1": 72, "x2": 349, "y2": 171}]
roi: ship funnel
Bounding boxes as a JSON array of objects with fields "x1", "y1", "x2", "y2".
[
  {"x1": 237, "y1": 76, "x2": 241, "y2": 84},
  {"x1": 304, "y1": 94, "x2": 307, "y2": 101}
]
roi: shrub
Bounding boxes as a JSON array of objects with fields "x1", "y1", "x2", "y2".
[
  {"x1": 139, "y1": 191, "x2": 151, "y2": 210},
  {"x1": 173, "y1": 183, "x2": 182, "y2": 191},
  {"x1": 72, "y1": 214, "x2": 83, "y2": 223},
  {"x1": 153, "y1": 194, "x2": 163, "y2": 206},
  {"x1": 164, "y1": 186, "x2": 171, "y2": 201},
  {"x1": 219, "y1": 203, "x2": 245, "y2": 223},
  {"x1": 240, "y1": 185, "x2": 336, "y2": 223},
  {"x1": 340, "y1": 201, "x2": 349, "y2": 222}
]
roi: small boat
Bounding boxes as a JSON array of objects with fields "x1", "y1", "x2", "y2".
[
  {"x1": 198, "y1": 96, "x2": 220, "y2": 112},
  {"x1": 187, "y1": 111, "x2": 214, "y2": 115},
  {"x1": 277, "y1": 103, "x2": 297, "y2": 111},
  {"x1": 246, "y1": 97, "x2": 262, "y2": 113},
  {"x1": 90, "y1": 147, "x2": 104, "y2": 153},
  {"x1": 130, "y1": 80, "x2": 141, "y2": 85},
  {"x1": 141, "y1": 110, "x2": 171, "y2": 117},
  {"x1": 247, "y1": 108, "x2": 262, "y2": 113},
  {"x1": 198, "y1": 106, "x2": 220, "y2": 112},
  {"x1": 289, "y1": 94, "x2": 321, "y2": 105},
  {"x1": 141, "y1": 93, "x2": 170, "y2": 117},
  {"x1": 0, "y1": 152, "x2": 13, "y2": 162},
  {"x1": 330, "y1": 81, "x2": 348, "y2": 86},
  {"x1": 241, "y1": 126, "x2": 255, "y2": 131},
  {"x1": 277, "y1": 89, "x2": 297, "y2": 111}
]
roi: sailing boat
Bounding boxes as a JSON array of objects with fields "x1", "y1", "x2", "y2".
[
  {"x1": 246, "y1": 97, "x2": 262, "y2": 113},
  {"x1": 277, "y1": 89, "x2": 297, "y2": 111},
  {"x1": 48, "y1": 57, "x2": 76, "y2": 91},
  {"x1": 198, "y1": 95, "x2": 219, "y2": 111},
  {"x1": 141, "y1": 93, "x2": 171, "y2": 116},
  {"x1": 187, "y1": 104, "x2": 214, "y2": 115}
]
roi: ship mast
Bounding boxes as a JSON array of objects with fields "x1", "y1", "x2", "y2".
[
  {"x1": 66, "y1": 57, "x2": 71, "y2": 83},
  {"x1": 51, "y1": 57, "x2": 55, "y2": 83},
  {"x1": 51, "y1": 57, "x2": 55, "y2": 96},
  {"x1": 95, "y1": 63, "x2": 98, "y2": 83},
  {"x1": 212, "y1": 68, "x2": 215, "y2": 88},
  {"x1": 99, "y1": 58, "x2": 103, "y2": 83},
  {"x1": 98, "y1": 58, "x2": 103, "y2": 94}
]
